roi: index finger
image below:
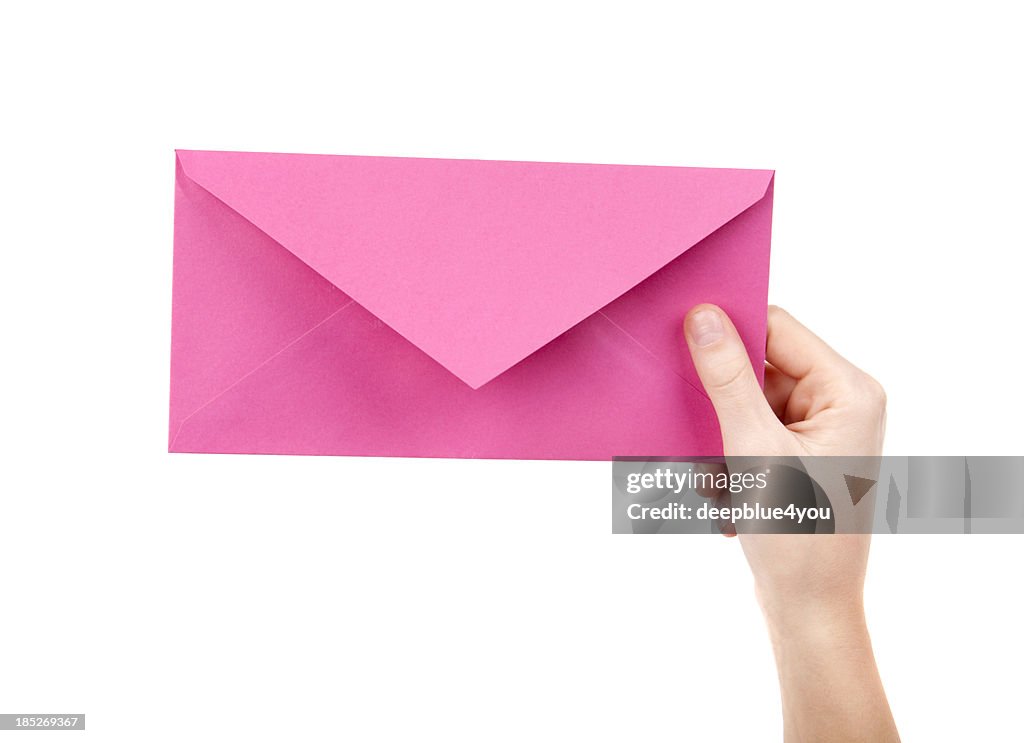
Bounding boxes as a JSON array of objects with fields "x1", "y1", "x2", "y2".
[{"x1": 765, "y1": 306, "x2": 849, "y2": 380}]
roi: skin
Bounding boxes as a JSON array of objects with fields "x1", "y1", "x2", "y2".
[{"x1": 683, "y1": 304, "x2": 899, "y2": 743}]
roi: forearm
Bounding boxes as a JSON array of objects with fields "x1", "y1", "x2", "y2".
[{"x1": 764, "y1": 599, "x2": 899, "y2": 743}]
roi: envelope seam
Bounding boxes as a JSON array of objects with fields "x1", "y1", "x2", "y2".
[
  {"x1": 596, "y1": 310, "x2": 712, "y2": 403},
  {"x1": 170, "y1": 300, "x2": 355, "y2": 449}
]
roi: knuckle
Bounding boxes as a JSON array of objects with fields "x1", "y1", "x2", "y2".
[
  {"x1": 853, "y1": 368, "x2": 886, "y2": 405},
  {"x1": 706, "y1": 355, "x2": 754, "y2": 397},
  {"x1": 864, "y1": 375, "x2": 887, "y2": 409},
  {"x1": 839, "y1": 369, "x2": 887, "y2": 411}
]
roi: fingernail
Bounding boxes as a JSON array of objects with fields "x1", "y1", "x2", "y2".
[{"x1": 690, "y1": 309, "x2": 724, "y2": 347}]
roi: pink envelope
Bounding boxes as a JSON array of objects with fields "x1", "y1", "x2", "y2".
[{"x1": 169, "y1": 150, "x2": 773, "y2": 459}]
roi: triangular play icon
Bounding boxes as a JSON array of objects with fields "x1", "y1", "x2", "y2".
[{"x1": 844, "y1": 474, "x2": 877, "y2": 506}]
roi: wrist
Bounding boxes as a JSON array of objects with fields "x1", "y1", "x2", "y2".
[
  {"x1": 757, "y1": 587, "x2": 868, "y2": 648},
  {"x1": 757, "y1": 588, "x2": 898, "y2": 742}
]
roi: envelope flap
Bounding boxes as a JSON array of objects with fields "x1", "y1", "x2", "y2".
[{"x1": 176, "y1": 150, "x2": 773, "y2": 388}]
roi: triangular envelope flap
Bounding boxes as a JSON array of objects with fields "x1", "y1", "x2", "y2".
[{"x1": 176, "y1": 150, "x2": 773, "y2": 388}]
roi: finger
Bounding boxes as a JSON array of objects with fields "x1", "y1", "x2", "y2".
[
  {"x1": 694, "y1": 461, "x2": 727, "y2": 499},
  {"x1": 764, "y1": 363, "x2": 797, "y2": 422},
  {"x1": 714, "y1": 490, "x2": 737, "y2": 537},
  {"x1": 688, "y1": 462, "x2": 735, "y2": 537},
  {"x1": 684, "y1": 304, "x2": 780, "y2": 440},
  {"x1": 717, "y1": 502, "x2": 737, "y2": 537},
  {"x1": 766, "y1": 306, "x2": 849, "y2": 380}
]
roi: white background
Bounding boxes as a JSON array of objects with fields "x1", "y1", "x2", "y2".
[{"x1": 2, "y1": 2, "x2": 1022, "y2": 740}]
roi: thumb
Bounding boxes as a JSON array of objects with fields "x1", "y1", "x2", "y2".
[{"x1": 684, "y1": 304, "x2": 779, "y2": 442}]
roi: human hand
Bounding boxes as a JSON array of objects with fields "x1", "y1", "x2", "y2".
[
  {"x1": 683, "y1": 304, "x2": 898, "y2": 742},
  {"x1": 684, "y1": 304, "x2": 885, "y2": 613},
  {"x1": 683, "y1": 304, "x2": 886, "y2": 460}
]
